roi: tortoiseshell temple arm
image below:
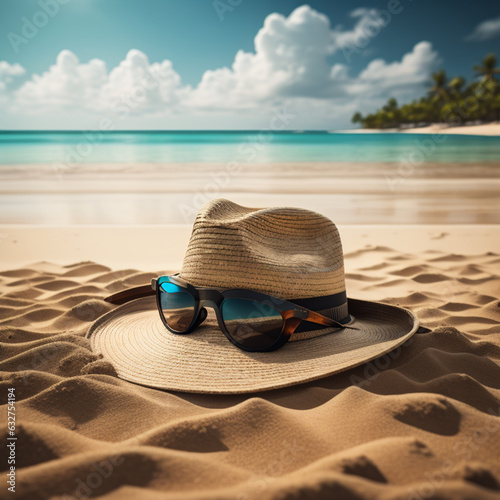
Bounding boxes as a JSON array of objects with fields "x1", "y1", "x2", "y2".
[
  {"x1": 281, "y1": 307, "x2": 358, "y2": 337},
  {"x1": 105, "y1": 284, "x2": 155, "y2": 305},
  {"x1": 305, "y1": 309, "x2": 356, "y2": 329}
]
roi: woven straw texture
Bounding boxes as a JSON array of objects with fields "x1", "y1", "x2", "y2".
[
  {"x1": 180, "y1": 199, "x2": 345, "y2": 299},
  {"x1": 88, "y1": 296, "x2": 418, "y2": 394}
]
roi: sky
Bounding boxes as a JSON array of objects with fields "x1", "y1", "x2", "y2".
[{"x1": 0, "y1": 0, "x2": 499, "y2": 130}]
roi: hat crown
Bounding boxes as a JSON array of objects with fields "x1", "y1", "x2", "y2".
[{"x1": 180, "y1": 199, "x2": 345, "y2": 299}]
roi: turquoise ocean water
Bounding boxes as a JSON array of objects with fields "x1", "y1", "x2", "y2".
[{"x1": 1, "y1": 131, "x2": 500, "y2": 163}]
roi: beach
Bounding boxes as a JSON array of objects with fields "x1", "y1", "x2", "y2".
[
  {"x1": 1, "y1": 130, "x2": 500, "y2": 499},
  {"x1": 344, "y1": 122, "x2": 500, "y2": 136},
  {"x1": 400, "y1": 123, "x2": 500, "y2": 136},
  {"x1": 2, "y1": 0, "x2": 500, "y2": 495}
]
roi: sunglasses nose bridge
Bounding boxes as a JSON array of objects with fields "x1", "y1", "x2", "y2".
[
  {"x1": 197, "y1": 288, "x2": 223, "y2": 310},
  {"x1": 199, "y1": 299, "x2": 219, "y2": 312}
]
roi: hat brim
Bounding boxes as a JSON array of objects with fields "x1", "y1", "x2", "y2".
[{"x1": 87, "y1": 296, "x2": 419, "y2": 394}]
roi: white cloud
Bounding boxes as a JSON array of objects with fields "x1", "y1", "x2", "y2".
[
  {"x1": 14, "y1": 49, "x2": 185, "y2": 114},
  {"x1": 332, "y1": 8, "x2": 386, "y2": 57},
  {"x1": 0, "y1": 5, "x2": 442, "y2": 128},
  {"x1": 191, "y1": 5, "x2": 337, "y2": 108},
  {"x1": 353, "y1": 41, "x2": 440, "y2": 96},
  {"x1": 0, "y1": 61, "x2": 25, "y2": 91},
  {"x1": 101, "y1": 49, "x2": 185, "y2": 114},
  {"x1": 15, "y1": 50, "x2": 107, "y2": 110},
  {"x1": 466, "y1": 16, "x2": 500, "y2": 41}
]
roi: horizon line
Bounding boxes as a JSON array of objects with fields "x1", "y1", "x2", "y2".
[{"x1": 0, "y1": 129, "x2": 356, "y2": 133}]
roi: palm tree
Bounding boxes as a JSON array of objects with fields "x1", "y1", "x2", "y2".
[
  {"x1": 382, "y1": 98, "x2": 398, "y2": 112},
  {"x1": 351, "y1": 112, "x2": 363, "y2": 124},
  {"x1": 448, "y1": 76, "x2": 465, "y2": 99},
  {"x1": 429, "y1": 70, "x2": 449, "y2": 103},
  {"x1": 473, "y1": 53, "x2": 500, "y2": 83}
]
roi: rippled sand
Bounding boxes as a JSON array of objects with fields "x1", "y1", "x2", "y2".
[{"x1": 1, "y1": 241, "x2": 500, "y2": 499}]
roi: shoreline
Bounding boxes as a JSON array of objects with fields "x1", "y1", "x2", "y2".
[
  {"x1": 339, "y1": 122, "x2": 500, "y2": 136},
  {"x1": 1, "y1": 162, "x2": 499, "y2": 191}
]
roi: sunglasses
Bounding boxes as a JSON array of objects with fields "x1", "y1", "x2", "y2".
[{"x1": 105, "y1": 275, "x2": 356, "y2": 352}]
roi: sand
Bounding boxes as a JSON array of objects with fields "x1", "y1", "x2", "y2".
[
  {"x1": 1, "y1": 162, "x2": 500, "y2": 225},
  {"x1": 1, "y1": 226, "x2": 500, "y2": 499},
  {"x1": 0, "y1": 225, "x2": 498, "y2": 271},
  {"x1": 342, "y1": 122, "x2": 500, "y2": 135},
  {"x1": 400, "y1": 123, "x2": 500, "y2": 136}
]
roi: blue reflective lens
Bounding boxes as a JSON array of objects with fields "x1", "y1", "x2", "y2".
[
  {"x1": 220, "y1": 298, "x2": 283, "y2": 348},
  {"x1": 159, "y1": 282, "x2": 196, "y2": 332}
]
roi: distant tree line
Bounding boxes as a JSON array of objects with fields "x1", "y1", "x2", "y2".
[{"x1": 352, "y1": 53, "x2": 500, "y2": 129}]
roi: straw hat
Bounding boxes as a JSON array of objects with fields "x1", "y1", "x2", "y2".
[{"x1": 87, "y1": 199, "x2": 419, "y2": 394}]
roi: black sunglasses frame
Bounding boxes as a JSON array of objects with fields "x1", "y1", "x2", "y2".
[{"x1": 152, "y1": 275, "x2": 353, "y2": 352}]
